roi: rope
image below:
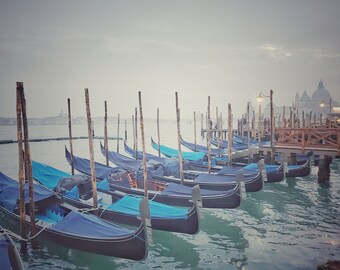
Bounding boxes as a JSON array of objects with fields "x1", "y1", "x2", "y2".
[
  {"x1": 1, "y1": 229, "x2": 27, "y2": 242},
  {"x1": 27, "y1": 222, "x2": 53, "y2": 240}
]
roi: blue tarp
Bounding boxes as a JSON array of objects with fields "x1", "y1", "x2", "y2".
[
  {"x1": 97, "y1": 178, "x2": 110, "y2": 190},
  {"x1": 32, "y1": 160, "x2": 71, "y2": 189},
  {"x1": 0, "y1": 172, "x2": 17, "y2": 192},
  {"x1": 64, "y1": 186, "x2": 79, "y2": 200},
  {"x1": 0, "y1": 172, "x2": 56, "y2": 212},
  {"x1": 124, "y1": 142, "x2": 165, "y2": 163},
  {"x1": 101, "y1": 142, "x2": 142, "y2": 171},
  {"x1": 180, "y1": 138, "x2": 225, "y2": 156},
  {"x1": 162, "y1": 182, "x2": 226, "y2": 197},
  {"x1": 194, "y1": 173, "x2": 234, "y2": 184},
  {"x1": 51, "y1": 210, "x2": 134, "y2": 238},
  {"x1": 65, "y1": 147, "x2": 127, "y2": 180},
  {"x1": 107, "y1": 195, "x2": 188, "y2": 219},
  {"x1": 243, "y1": 163, "x2": 279, "y2": 172},
  {"x1": 0, "y1": 236, "x2": 13, "y2": 270},
  {"x1": 151, "y1": 139, "x2": 206, "y2": 161}
]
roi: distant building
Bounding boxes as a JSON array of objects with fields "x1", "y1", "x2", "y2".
[
  {"x1": 294, "y1": 80, "x2": 338, "y2": 116},
  {"x1": 263, "y1": 80, "x2": 338, "y2": 121}
]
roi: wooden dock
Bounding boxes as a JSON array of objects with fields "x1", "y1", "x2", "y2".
[{"x1": 274, "y1": 126, "x2": 339, "y2": 156}]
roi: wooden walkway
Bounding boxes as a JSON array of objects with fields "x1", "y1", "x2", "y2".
[{"x1": 274, "y1": 125, "x2": 339, "y2": 156}]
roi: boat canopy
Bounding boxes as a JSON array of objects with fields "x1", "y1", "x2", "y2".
[
  {"x1": 51, "y1": 210, "x2": 134, "y2": 238},
  {"x1": 151, "y1": 140, "x2": 206, "y2": 161},
  {"x1": 0, "y1": 172, "x2": 56, "y2": 211},
  {"x1": 161, "y1": 182, "x2": 225, "y2": 197},
  {"x1": 107, "y1": 195, "x2": 188, "y2": 219},
  {"x1": 65, "y1": 147, "x2": 127, "y2": 180},
  {"x1": 32, "y1": 160, "x2": 71, "y2": 189}
]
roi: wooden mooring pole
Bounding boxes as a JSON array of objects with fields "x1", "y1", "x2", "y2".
[
  {"x1": 194, "y1": 111, "x2": 197, "y2": 151},
  {"x1": 138, "y1": 91, "x2": 148, "y2": 197},
  {"x1": 84, "y1": 88, "x2": 98, "y2": 210},
  {"x1": 16, "y1": 82, "x2": 27, "y2": 253},
  {"x1": 104, "y1": 101, "x2": 109, "y2": 166},
  {"x1": 207, "y1": 97, "x2": 211, "y2": 174},
  {"x1": 117, "y1": 113, "x2": 120, "y2": 153},
  {"x1": 175, "y1": 92, "x2": 184, "y2": 184},
  {"x1": 124, "y1": 119, "x2": 127, "y2": 141},
  {"x1": 247, "y1": 102, "x2": 251, "y2": 163},
  {"x1": 135, "y1": 107, "x2": 138, "y2": 160},
  {"x1": 228, "y1": 103, "x2": 233, "y2": 166},
  {"x1": 19, "y1": 83, "x2": 38, "y2": 248},
  {"x1": 318, "y1": 155, "x2": 332, "y2": 183},
  {"x1": 157, "y1": 108, "x2": 161, "y2": 157},
  {"x1": 67, "y1": 98, "x2": 74, "y2": 175}
]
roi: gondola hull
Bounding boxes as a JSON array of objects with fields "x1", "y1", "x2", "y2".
[
  {"x1": 0, "y1": 207, "x2": 147, "y2": 260},
  {"x1": 0, "y1": 172, "x2": 148, "y2": 261},
  {"x1": 65, "y1": 148, "x2": 242, "y2": 209}
]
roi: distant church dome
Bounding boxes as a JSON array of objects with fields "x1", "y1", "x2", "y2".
[
  {"x1": 312, "y1": 80, "x2": 331, "y2": 102},
  {"x1": 300, "y1": 90, "x2": 311, "y2": 105}
]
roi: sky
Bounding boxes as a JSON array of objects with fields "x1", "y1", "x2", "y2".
[{"x1": 1, "y1": 0, "x2": 340, "y2": 120}]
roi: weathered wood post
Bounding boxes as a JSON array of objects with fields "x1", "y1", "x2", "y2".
[
  {"x1": 282, "y1": 105, "x2": 286, "y2": 128},
  {"x1": 157, "y1": 108, "x2": 161, "y2": 157},
  {"x1": 288, "y1": 153, "x2": 297, "y2": 165},
  {"x1": 228, "y1": 103, "x2": 233, "y2": 166},
  {"x1": 207, "y1": 96, "x2": 212, "y2": 174},
  {"x1": 135, "y1": 107, "x2": 138, "y2": 160},
  {"x1": 252, "y1": 110, "x2": 256, "y2": 139},
  {"x1": 194, "y1": 111, "x2": 197, "y2": 151},
  {"x1": 302, "y1": 111, "x2": 305, "y2": 128},
  {"x1": 138, "y1": 92, "x2": 148, "y2": 197},
  {"x1": 19, "y1": 83, "x2": 38, "y2": 248},
  {"x1": 84, "y1": 88, "x2": 98, "y2": 210},
  {"x1": 67, "y1": 98, "x2": 74, "y2": 175},
  {"x1": 124, "y1": 119, "x2": 127, "y2": 141},
  {"x1": 200, "y1": 113, "x2": 204, "y2": 138},
  {"x1": 247, "y1": 102, "x2": 251, "y2": 163},
  {"x1": 270, "y1": 89, "x2": 275, "y2": 163},
  {"x1": 175, "y1": 92, "x2": 184, "y2": 184},
  {"x1": 117, "y1": 113, "x2": 120, "y2": 153},
  {"x1": 132, "y1": 115, "x2": 135, "y2": 149},
  {"x1": 318, "y1": 155, "x2": 332, "y2": 183},
  {"x1": 104, "y1": 101, "x2": 109, "y2": 166},
  {"x1": 16, "y1": 82, "x2": 27, "y2": 253}
]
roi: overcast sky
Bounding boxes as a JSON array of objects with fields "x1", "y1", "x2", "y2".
[{"x1": 1, "y1": 0, "x2": 340, "y2": 120}]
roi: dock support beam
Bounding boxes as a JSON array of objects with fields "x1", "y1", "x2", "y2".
[
  {"x1": 288, "y1": 153, "x2": 297, "y2": 165},
  {"x1": 318, "y1": 155, "x2": 332, "y2": 183}
]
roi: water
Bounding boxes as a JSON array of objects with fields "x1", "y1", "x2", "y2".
[{"x1": 0, "y1": 122, "x2": 339, "y2": 270}]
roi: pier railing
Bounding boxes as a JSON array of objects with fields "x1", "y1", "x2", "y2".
[{"x1": 275, "y1": 126, "x2": 340, "y2": 155}]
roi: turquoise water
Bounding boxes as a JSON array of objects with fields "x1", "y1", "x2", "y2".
[{"x1": 0, "y1": 123, "x2": 339, "y2": 269}]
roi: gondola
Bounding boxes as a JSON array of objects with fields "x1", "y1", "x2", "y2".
[
  {"x1": 114, "y1": 142, "x2": 263, "y2": 193},
  {"x1": 0, "y1": 225, "x2": 25, "y2": 270},
  {"x1": 32, "y1": 160, "x2": 199, "y2": 235},
  {"x1": 0, "y1": 172, "x2": 148, "y2": 260},
  {"x1": 150, "y1": 138, "x2": 284, "y2": 183},
  {"x1": 65, "y1": 148, "x2": 241, "y2": 209}
]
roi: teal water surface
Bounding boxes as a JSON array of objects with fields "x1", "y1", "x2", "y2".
[{"x1": 0, "y1": 123, "x2": 339, "y2": 269}]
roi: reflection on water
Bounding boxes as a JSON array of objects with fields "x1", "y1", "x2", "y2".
[{"x1": 0, "y1": 124, "x2": 339, "y2": 269}]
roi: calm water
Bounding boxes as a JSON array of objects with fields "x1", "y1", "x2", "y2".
[{"x1": 0, "y1": 122, "x2": 339, "y2": 270}]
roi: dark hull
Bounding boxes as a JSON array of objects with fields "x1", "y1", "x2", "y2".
[
  {"x1": 63, "y1": 194, "x2": 199, "y2": 235},
  {"x1": 65, "y1": 148, "x2": 241, "y2": 209},
  {"x1": 284, "y1": 160, "x2": 311, "y2": 178},
  {"x1": 0, "y1": 226, "x2": 25, "y2": 270},
  {"x1": 154, "y1": 172, "x2": 263, "y2": 193},
  {"x1": 108, "y1": 182, "x2": 241, "y2": 209},
  {"x1": 123, "y1": 142, "x2": 262, "y2": 192},
  {"x1": 0, "y1": 206, "x2": 147, "y2": 261},
  {"x1": 266, "y1": 169, "x2": 285, "y2": 182}
]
